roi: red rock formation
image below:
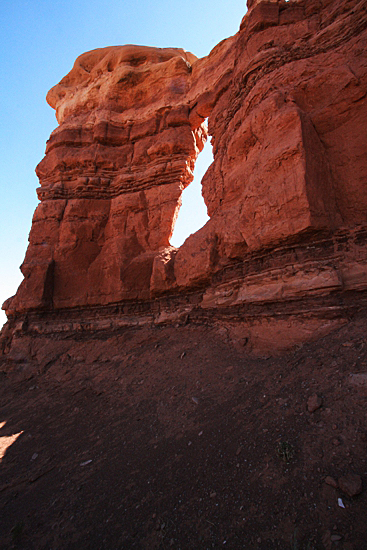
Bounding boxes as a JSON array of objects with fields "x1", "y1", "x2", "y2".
[
  {"x1": 5, "y1": 45, "x2": 206, "y2": 313},
  {"x1": 174, "y1": 0, "x2": 367, "y2": 288},
  {"x1": 2, "y1": 0, "x2": 367, "y2": 355}
]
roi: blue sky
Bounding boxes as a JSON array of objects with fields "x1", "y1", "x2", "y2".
[{"x1": 0, "y1": 0, "x2": 246, "y2": 327}]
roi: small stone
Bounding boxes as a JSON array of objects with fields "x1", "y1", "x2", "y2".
[
  {"x1": 322, "y1": 532, "x2": 331, "y2": 547},
  {"x1": 332, "y1": 438, "x2": 341, "y2": 446},
  {"x1": 210, "y1": 492, "x2": 216, "y2": 498},
  {"x1": 31, "y1": 453, "x2": 38, "y2": 460},
  {"x1": 325, "y1": 476, "x2": 338, "y2": 488},
  {"x1": 180, "y1": 352, "x2": 186, "y2": 359},
  {"x1": 192, "y1": 397, "x2": 199, "y2": 405},
  {"x1": 348, "y1": 373, "x2": 367, "y2": 387},
  {"x1": 236, "y1": 447, "x2": 242, "y2": 456},
  {"x1": 307, "y1": 394, "x2": 323, "y2": 413},
  {"x1": 330, "y1": 535, "x2": 342, "y2": 542},
  {"x1": 338, "y1": 473, "x2": 362, "y2": 497}
]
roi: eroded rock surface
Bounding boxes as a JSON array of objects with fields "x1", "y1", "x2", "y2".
[
  {"x1": 2, "y1": 0, "x2": 367, "y2": 355},
  {"x1": 5, "y1": 45, "x2": 207, "y2": 313},
  {"x1": 176, "y1": 0, "x2": 367, "y2": 287}
]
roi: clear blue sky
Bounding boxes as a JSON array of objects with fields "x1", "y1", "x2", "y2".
[{"x1": 0, "y1": 0, "x2": 246, "y2": 328}]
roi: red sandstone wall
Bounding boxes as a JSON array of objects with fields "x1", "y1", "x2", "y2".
[{"x1": 3, "y1": 0, "x2": 367, "y2": 319}]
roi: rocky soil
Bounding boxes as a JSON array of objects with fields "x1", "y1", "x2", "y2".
[{"x1": 1, "y1": 316, "x2": 366, "y2": 549}]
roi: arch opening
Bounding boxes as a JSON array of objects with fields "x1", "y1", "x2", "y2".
[{"x1": 170, "y1": 137, "x2": 213, "y2": 248}]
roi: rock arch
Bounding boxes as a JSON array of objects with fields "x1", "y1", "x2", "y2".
[{"x1": 3, "y1": 0, "x2": 367, "y2": 353}]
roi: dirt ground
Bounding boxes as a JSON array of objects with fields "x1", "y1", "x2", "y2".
[{"x1": 1, "y1": 315, "x2": 366, "y2": 549}]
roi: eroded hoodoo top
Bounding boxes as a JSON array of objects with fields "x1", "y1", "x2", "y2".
[{"x1": 46, "y1": 45, "x2": 198, "y2": 123}]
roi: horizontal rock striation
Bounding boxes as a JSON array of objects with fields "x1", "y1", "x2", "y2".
[
  {"x1": 5, "y1": 46, "x2": 207, "y2": 313},
  {"x1": 174, "y1": 0, "x2": 367, "y2": 287},
  {"x1": 2, "y1": 0, "x2": 367, "y2": 356},
  {"x1": 2, "y1": 226, "x2": 367, "y2": 359}
]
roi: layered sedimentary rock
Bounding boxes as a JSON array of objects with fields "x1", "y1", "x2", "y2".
[
  {"x1": 2, "y1": 0, "x2": 367, "y2": 354},
  {"x1": 5, "y1": 45, "x2": 207, "y2": 313},
  {"x1": 174, "y1": 0, "x2": 367, "y2": 288}
]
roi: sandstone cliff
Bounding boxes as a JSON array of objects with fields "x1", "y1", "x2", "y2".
[
  {"x1": 5, "y1": 45, "x2": 206, "y2": 312},
  {"x1": 2, "y1": 0, "x2": 367, "y2": 355}
]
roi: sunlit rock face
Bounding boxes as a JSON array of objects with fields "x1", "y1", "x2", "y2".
[
  {"x1": 5, "y1": 46, "x2": 207, "y2": 312},
  {"x1": 3, "y1": 0, "x2": 367, "y2": 355},
  {"x1": 175, "y1": 0, "x2": 367, "y2": 287}
]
